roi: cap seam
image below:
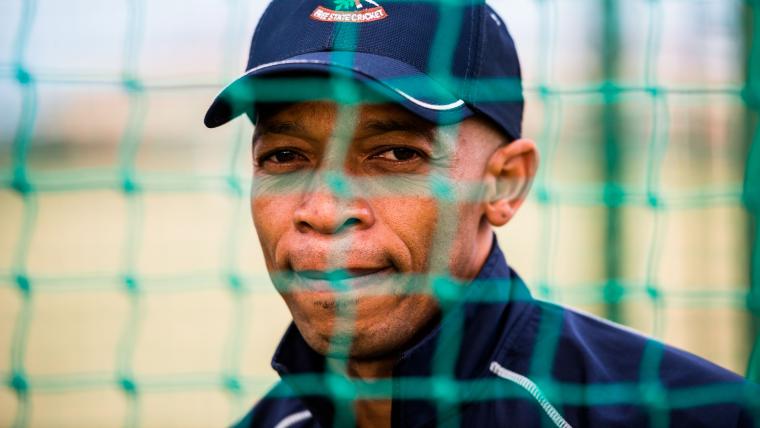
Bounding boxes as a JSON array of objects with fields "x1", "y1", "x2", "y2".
[
  {"x1": 255, "y1": 46, "x2": 431, "y2": 75},
  {"x1": 462, "y1": 2, "x2": 478, "y2": 101},
  {"x1": 471, "y1": 3, "x2": 488, "y2": 104},
  {"x1": 253, "y1": 46, "x2": 336, "y2": 71},
  {"x1": 326, "y1": 21, "x2": 336, "y2": 48}
]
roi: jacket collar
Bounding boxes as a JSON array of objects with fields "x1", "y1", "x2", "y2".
[{"x1": 270, "y1": 237, "x2": 535, "y2": 427}]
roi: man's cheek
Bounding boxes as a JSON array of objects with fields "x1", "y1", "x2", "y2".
[
  {"x1": 251, "y1": 195, "x2": 297, "y2": 267},
  {"x1": 252, "y1": 195, "x2": 296, "y2": 232},
  {"x1": 374, "y1": 196, "x2": 439, "y2": 264}
]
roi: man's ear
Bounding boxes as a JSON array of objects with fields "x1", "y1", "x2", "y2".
[{"x1": 483, "y1": 138, "x2": 539, "y2": 227}]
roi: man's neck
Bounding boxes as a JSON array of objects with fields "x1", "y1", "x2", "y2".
[
  {"x1": 327, "y1": 356, "x2": 396, "y2": 427},
  {"x1": 345, "y1": 356, "x2": 396, "y2": 379}
]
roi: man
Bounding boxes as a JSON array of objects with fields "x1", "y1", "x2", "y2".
[{"x1": 205, "y1": 0, "x2": 759, "y2": 426}]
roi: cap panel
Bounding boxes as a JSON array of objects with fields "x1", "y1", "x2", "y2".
[
  {"x1": 247, "y1": 1, "x2": 480, "y2": 78},
  {"x1": 465, "y1": 4, "x2": 524, "y2": 140},
  {"x1": 347, "y1": 2, "x2": 441, "y2": 73},
  {"x1": 480, "y1": 5, "x2": 522, "y2": 81},
  {"x1": 248, "y1": 1, "x2": 337, "y2": 69}
]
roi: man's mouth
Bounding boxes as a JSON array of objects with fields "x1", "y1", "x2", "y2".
[{"x1": 292, "y1": 267, "x2": 395, "y2": 292}]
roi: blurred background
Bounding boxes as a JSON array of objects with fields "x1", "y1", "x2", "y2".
[{"x1": 0, "y1": 0, "x2": 758, "y2": 426}]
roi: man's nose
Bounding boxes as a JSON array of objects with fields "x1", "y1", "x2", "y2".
[{"x1": 293, "y1": 184, "x2": 375, "y2": 235}]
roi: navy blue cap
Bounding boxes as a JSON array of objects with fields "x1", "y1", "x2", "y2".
[{"x1": 204, "y1": 0, "x2": 524, "y2": 140}]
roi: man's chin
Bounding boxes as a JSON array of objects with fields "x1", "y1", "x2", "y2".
[
  {"x1": 311, "y1": 331, "x2": 401, "y2": 361},
  {"x1": 294, "y1": 323, "x2": 373, "y2": 359},
  {"x1": 291, "y1": 300, "x2": 441, "y2": 361},
  {"x1": 287, "y1": 304, "x2": 397, "y2": 359}
]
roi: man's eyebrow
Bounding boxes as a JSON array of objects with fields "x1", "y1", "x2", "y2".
[
  {"x1": 252, "y1": 120, "x2": 307, "y2": 146},
  {"x1": 362, "y1": 119, "x2": 436, "y2": 143},
  {"x1": 256, "y1": 120, "x2": 305, "y2": 136}
]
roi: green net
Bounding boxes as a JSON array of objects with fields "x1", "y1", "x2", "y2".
[{"x1": 0, "y1": 0, "x2": 758, "y2": 426}]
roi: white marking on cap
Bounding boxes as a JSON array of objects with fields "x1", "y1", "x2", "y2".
[
  {"x1": 490, "y1": 12, "x2": 502, "y2": 26},
  {"x1": 393, "y1": 89, "x2": 466, "y2": 111},
  {"x1": 243, "y1": 59, "x2": 467, "y2": 112},
  {"x1": 274, "y1": 410, "x2": 312, "y2": 428}
]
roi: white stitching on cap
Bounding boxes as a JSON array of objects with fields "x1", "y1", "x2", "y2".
[
  {"x1": 246, "y1": 59, "x2": 327, "y2": 74},
  {"x1": 273, "y1": 410, "x2": 312, "y2": 428},
  {"x1": 392, "y1": 88, "x2": 466, "y2": 110},
  {"x1": 490, "y1": 12, "x2": 502, "y2": 27},
  {"x1": 241, "y1": 59, "x2": 467, "y2": 111}
]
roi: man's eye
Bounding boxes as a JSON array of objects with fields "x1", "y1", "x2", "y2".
[
  {"x1": 373, "y1": 148, "x2": 422, "y2": 162},
  {"x1": 256, "y1": 149, "x2": 311, "y2": 174},
  {"x1": 262, "y1": 150, "x2": 305, "y2": 164}
]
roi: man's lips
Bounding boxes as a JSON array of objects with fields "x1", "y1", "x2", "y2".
[
  {"x1": 296, "y1": 268, "x2": 390, "y2": 281},
  {"x1": 291, "y1": 267, "x2": 396, "y2": 292}
]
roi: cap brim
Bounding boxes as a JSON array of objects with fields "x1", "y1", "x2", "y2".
[{"x1": 204, "y1": 51, "x2": 473, "y2": 128}]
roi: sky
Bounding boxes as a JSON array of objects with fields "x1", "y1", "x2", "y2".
[{"x1": 0, "y1": 0, "x2": 744, "y2": 144}]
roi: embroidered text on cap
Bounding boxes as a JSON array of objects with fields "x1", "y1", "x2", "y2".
[{"x1": 310, "y1": 0, "x2": 389, "y2": 23}]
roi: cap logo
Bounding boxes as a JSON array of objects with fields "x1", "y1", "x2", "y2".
[{"x1": 310, "y1": 0, "x2": 388, "y2": 23}]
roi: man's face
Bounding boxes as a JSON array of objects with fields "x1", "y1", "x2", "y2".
[{"x1": 251, "y1": 101, "x2": 502, "y2": 359}]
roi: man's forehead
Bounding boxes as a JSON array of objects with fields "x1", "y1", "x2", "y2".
[
  {"x1": 255, "y1": 101, "x2": 437, "y2": 139},
  {"x1": 258, "y1": 101, "x2": 429, "y2": 124}
]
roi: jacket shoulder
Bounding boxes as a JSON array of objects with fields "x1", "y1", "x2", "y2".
[
  {"x1": 540, "y1": 302, "x2": 745, "y2": 384},
  {"x1": 513, "y1": 301, "x2": 760, "y2": 427}
]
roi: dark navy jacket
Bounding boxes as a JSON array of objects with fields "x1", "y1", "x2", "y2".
[{"x1": 236, "y1": 242, "x2": 760, "y2": 427}]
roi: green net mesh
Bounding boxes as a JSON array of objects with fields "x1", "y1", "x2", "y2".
[{"x1": 0, "y1": 0, "x2": 758, "y2": 426}]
